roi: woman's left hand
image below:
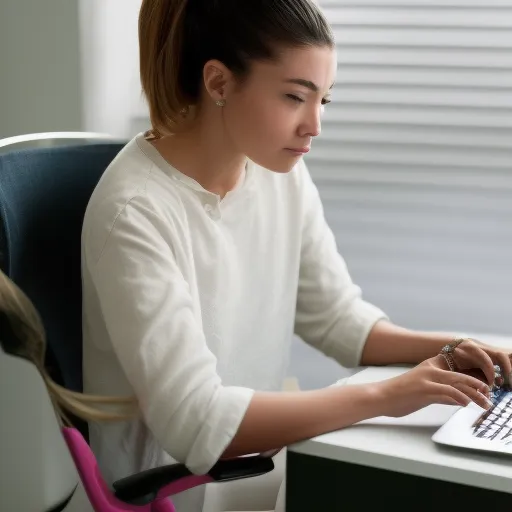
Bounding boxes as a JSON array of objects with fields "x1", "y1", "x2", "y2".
[{"x1": 447, "y1": 339, "x2": 512, "y2": 389}]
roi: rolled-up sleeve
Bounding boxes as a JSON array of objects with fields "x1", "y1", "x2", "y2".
[
  {"x1": 86, "y1": 197, "x2": 254, "y2": 474},
  {"x1": 294, "y1": 162, "x2": 388, "y2": 368}
]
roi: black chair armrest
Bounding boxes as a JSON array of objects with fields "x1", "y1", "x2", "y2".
[{"x1": 113, "y1": 454, "x2": 275, "y2": 506}]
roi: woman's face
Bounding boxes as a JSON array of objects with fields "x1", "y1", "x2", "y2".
[{"x1": 221, "y1": 45, "x2": 337, "y2": 173}]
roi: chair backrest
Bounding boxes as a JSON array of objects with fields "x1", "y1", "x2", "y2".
[
  {"x1": 0, "y1": 340, "x2": 175, "y2": 512},
  {"x1": 0, "y1": 131, "x2": 121, "y2": 154},
  {"x1": 0, "y1": 345, "x2": 83, "y2": 511},
  {"x1": 0, "y1": 136, "x2": 126, "y2": 391},
  {"x1": 1, "y1": 341, "x2": 232, "y2": 512},
  {"x1": 0, "y1": 134, "x2": 276, "y2": 511}
]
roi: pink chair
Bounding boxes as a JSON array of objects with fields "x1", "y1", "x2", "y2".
[{"x1": 63, "y1": 427, "x2": 274, "y2": 512}]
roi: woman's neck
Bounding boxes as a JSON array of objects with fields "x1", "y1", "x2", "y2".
[{"x1": 151, "y1": 116, "x2": 247, "y2": 198}]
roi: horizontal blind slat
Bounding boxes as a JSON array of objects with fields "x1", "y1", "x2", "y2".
[
  {"x1": 332, "y1": 28, "x2": 512, "y2": 48},
  {"x1": 325, "y1": 7, "x2": 512, "y2": 27},
  {"x1": 320, "y1": 124, "x2": 512, "y2": 148},
  {"x1": 321, "y1": 1, "x2": 512, "y2": 8},
  {"x1": 336, "y1": 47, "x2": 512, "y2": 68},
  {"x1": 322, "y1": 104, "x2": 512, "y2": 128},
  {"x1": 331, "y1": 86, "x2": 512, "y2": 107}
]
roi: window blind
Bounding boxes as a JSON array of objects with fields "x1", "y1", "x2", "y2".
[{"x1": 308, "y1": 0, "x2": 512, "y2": 336}]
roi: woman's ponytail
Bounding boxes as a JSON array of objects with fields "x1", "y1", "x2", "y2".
[
  {"x1": 0, "y1": 270, "x2": 137, "y2": 427},
  {"x1": 139, "y1": 0, "x2": 190, "y2": 137}
]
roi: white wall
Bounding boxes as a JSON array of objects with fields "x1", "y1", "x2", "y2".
[
  {"x1": 0, "y1": 0, "x2": 83, "y2": 138},
  {"x1": 78, "y1": 0, "x2": 149, "y2": 138}
]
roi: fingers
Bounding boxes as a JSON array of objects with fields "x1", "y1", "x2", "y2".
[
  {"x1": 463, "y1": 344, "x2": 495, "y2": 386},
  {"x1": 432, "y1": 395, "x2": 464, "y2": 407},
  {"x1": 494, "y1": 352, "x2": 512, "y2": 388},
  {"x1": 432, "y1": 382, "x2": 492, "y2": 410},
  {"x1": 444, "y1": 369, "x2": 490, "y2": 397},
  {"x1": 432, "y1": 383, "x2": 471, "y2": 407},
  {"x1": 428, "y1": 367, "x2": 492, "y2": 409},
  {"x1": 461, "y1": 368, "x2": 488, "y2": 384},
  {"x1": 454, "y1": 383, "x2": 493, "y2": 410}
]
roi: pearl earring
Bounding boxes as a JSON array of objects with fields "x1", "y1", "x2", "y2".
[{"x1": 215, "y1": 99, "x2": 226, "y2": 107}]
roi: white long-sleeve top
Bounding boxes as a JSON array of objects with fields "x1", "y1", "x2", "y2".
[{"x1": 81, "y1": 133, "x2": 386, "y2": 509}]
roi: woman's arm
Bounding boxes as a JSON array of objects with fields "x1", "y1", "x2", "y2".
[
  {"x1": 361, "y1": 320, "x2": 452, "y2": 366},
  {"x1": 224, "y1": 353, "x2": 494, "y2": 458},
  {"x1": 293, "y1": 161, "x2": 388, "y2": 369},
  {"x1": 292, "y1": 162, "x2": 460, "y2": 370},
  {"x1": 222, "y1": 384, "x2": 382, "y2": 458}
]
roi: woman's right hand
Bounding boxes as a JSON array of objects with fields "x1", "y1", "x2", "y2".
[{"x1": 375, "y1": 355, "x2": 493, "y2": 418}]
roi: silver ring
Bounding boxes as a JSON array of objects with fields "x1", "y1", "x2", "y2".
[{"x1": 493, "y1": 365, "x2": 503, "y2": 390}]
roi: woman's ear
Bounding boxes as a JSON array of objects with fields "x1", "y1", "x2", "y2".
[{"x1": 203, "y1": 59, "x2": 235, "y2": 104}]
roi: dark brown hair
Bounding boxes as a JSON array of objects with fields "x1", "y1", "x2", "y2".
[{"x1": 139, "y1": 0, "x2": 334, "y2": 136}]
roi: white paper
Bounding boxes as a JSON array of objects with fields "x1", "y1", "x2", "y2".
[{"x1": 357, "y1": 404, "x2": 459, "y2": 427}]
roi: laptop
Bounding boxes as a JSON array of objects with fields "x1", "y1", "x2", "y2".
[{"x1": 432, "y1": 388, "x2": 512, "y2": 456}]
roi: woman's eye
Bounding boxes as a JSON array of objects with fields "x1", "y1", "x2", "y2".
[
  {"x1": 286, "y1": 94, "x2": 305, "y2": 103},
  {"x1": 321, "y1": 98, "x2": 331, "y2": 106}
]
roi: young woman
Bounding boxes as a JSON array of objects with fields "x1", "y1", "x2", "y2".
[{"x1": 81, "y1": 1, "x2": 512, "y2": 510}]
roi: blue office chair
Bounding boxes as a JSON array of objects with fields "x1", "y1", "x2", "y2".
[
  {"x1": 0, "y1": 133, "x2": 276, "y2": 512},
  {"x1": 0, "y1": 133, "x2": 125, "y2": 393}
]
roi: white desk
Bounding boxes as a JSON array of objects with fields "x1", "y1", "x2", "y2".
[{"x1": 287, "y1": 334, "x2": 512, "y2": 511}]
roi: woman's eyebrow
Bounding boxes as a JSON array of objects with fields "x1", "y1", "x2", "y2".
[{"x1": 284, "y1": 78, "x2": 335, "y2": 93}]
